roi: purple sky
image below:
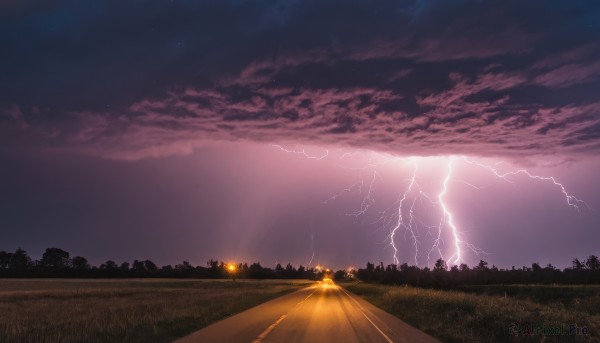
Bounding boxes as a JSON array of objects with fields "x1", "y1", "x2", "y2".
[{"x1": 1, "y1": 1, "x2": 599, "y2": 269}]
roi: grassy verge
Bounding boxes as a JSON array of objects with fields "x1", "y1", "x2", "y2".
[
  {"x1": 0, "y1": 278, "x2": 311, "y2": 343},
  {"x1": 343, "y1": 282, "x2": 600, "y2": 342}
]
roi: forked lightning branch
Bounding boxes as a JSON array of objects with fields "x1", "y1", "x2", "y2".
[{"x1": 273, "y1": 145, "x2": 588, "y2": 268}]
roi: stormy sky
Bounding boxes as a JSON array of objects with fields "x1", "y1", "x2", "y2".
[{"x1": 1, "y1": 1, "x2": 599, "y2": 269}]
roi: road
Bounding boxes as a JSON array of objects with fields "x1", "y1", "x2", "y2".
[{"x1": 176, "y1": 282, "x2": 440, "y2": 343}]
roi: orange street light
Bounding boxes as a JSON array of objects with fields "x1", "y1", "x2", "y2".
[{"x1": 227, "y1": 263, "x2": 237, "y2": 281}]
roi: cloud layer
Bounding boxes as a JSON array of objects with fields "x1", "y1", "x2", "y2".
[{"x1": 2, "y1": 1, "x2": 600, "y2": 160}]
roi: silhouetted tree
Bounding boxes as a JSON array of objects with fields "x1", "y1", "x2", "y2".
[
  {"x1": 207, "y1": 259, "x2": 220, "y2": 277},
  {"x1": 9, "y1": 248, "x2": 31, "y2": 270},
  {"x1": 132, "y1": 260, "x2": 145, "y2": 271},
  {"x1": 297, "y1": 265, "x2": 306, "y2": 278},
  {"x1": 175, "y1": 261, "x2": 193, "y2": 270},
  {"x1": 434, "y1": 258, "x2": 447, "y2": 272},
  {"x1": 100, "y1": 260, "x2": 118, "y2": 270},
  {"x1": 120, "y1": 262, "x2": 130, "y2": 271},
  {"x1": 71, "y1": 256, "x2": 90, "y2": 270},
  {"x1": 284, "y1": 263, "x2": 295, "y2": 278},
  {"x1": 207, "y1": 259, "x2": 218, "y2": 269},
  {"x1": 586, "y1": 255, "x2": 600, "y2": 270},
  {"x1": 248, "y1": 262, "x2": 265, "y2": 278},
  {"x1": 0, "y1": 251, "x2": 12, "y2": 269},
  {"x1": 334, "y1": 270, "x2": 345, "y2": 280},
  {"x1": 475, "y1": 260, "x2": 489, "y2": 271},
  {"x1": 41, "y1": 248, "x2": 70, "y2": 269},
  {"x1": 573, "y1": 258, "x2": 585, "y2": 270},
  {"x1": 144, "y1": 260, "x2": 158, "y2": 271}
]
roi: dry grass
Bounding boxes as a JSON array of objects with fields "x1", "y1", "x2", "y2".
[
  {"x1": 343, "y1": 282, "x2": 600, "y2": 343},
  {"x1": 0, "y1": 278, "x2": 311, "y2": 343}
]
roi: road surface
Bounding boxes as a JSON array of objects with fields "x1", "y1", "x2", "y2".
[{"x1": 176, "y1": 282, "x2": 440, "y2": 343}]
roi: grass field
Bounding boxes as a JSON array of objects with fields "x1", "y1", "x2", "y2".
[
  {"x1": 343, "y1": 282, "x2": 600, "y2": 343},
  {"x1": 0, "y1": 278, "x2": 312, "y2": 343}
]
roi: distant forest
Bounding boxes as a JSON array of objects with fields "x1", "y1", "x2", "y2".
[
  {"x1": 1, "y1": 247, "x2": 599, "y2": 285},
  {"x1": 0, "y1": 247, "x2": 315, "y2": 279}
]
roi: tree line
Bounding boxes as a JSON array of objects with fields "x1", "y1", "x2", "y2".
[
  {"x1": 355, "y1": 256, "x2": 600, "y2": 287},
  {"x1": 0, "y1": 247, "x2": 319, "y2": 279},
  {"x1": 1, "y1": 247, "x2": 599, "y2": 285}
]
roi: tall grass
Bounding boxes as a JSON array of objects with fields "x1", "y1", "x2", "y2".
[
  {"x1": 0, "y1": 279, "x2": 310, "y2": 343},
  {"x1": 457, "y1": 284, "x2": 600, "y2": 317},
  {"x1": 344, "y1": 282, "x2": 600, "y2": 343}
]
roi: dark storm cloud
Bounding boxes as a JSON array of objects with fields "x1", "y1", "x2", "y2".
[{"x1": 2, "y1": 0, "x2": 600, "y2": 159}]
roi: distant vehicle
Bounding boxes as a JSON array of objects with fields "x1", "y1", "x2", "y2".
[{"x1": 322, "y1": 277, "x2": 333, "y2": 284}]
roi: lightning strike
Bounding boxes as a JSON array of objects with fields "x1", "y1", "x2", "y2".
[
  {"x1": 307, "y1": 233, "x2": 315, "y2": 267},
  {"x1": 273, "y1": 145, "x2": 587, "y2": 268},
  {"x1": 437, "y1": 158, "x2": 461, "y2": 265},
  {"x1": 351, "y1": 168, "x2": 380, "y2": 217},
  {"x1": 463, "y1": 157, "x2": 589, "y2": 211},
  {"x1": 389, "y1": 159, "x2": 418, "y2": 265},
  {"x1": 272, "y1": 144, "x2": 329, "y2": 160},
  {"x1": 404, "y1": 193, "x2": 421, "y2": 266}
]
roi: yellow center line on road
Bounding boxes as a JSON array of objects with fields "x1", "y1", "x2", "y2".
[
  {"x1": 251, "y1": 286, "x2": 318, "y2": 343},
  {"x1": 252, "y1": 314, "x2": 288, "y2": 343},
  {"x1": 339, "y1": 286, "x2": 394, "y2": 343}
]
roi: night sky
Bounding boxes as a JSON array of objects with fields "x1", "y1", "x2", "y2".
[{"x1": 1, "y1": 1, "x2": 599, "y2": 269}]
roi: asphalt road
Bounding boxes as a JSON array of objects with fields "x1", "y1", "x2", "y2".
[{"x1": 176, "y1": 282, "x2": 440, "y2": 343}]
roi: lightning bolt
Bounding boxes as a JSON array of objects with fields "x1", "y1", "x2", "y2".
[
  {"x1": 390, "y1": 159, "x2": 418, "y2": 265},
  {"x1": 272, "y1": 145, "x2": 587, "y2": 267},
  {"x1": 463, "y1": 157, "x2": 589, "y2": 211},
  {"x1": 350, "y1": 167, "x2": 380, "y2": 218},
  {"x1": 272, "y1": 144, "x2": 329, "y2": 160},
  {"x1": 438, "y1": 158, "x2": 461, "y2": 265},
  {"x1": 307, "y1": 232, "x2": 315, "y2": 267}
]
